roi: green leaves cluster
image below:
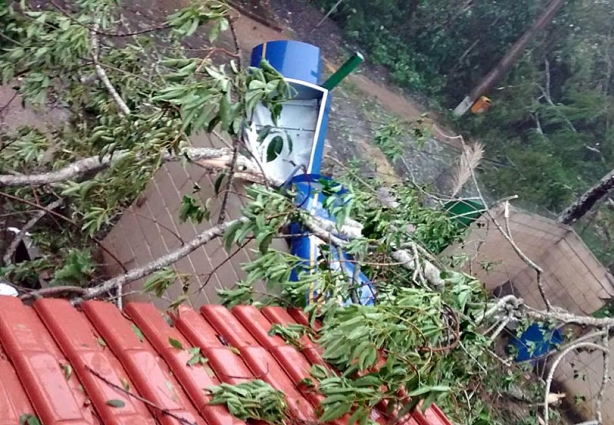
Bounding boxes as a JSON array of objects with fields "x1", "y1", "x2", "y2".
[
  {"x1": 151, "y1": 58, "x2": 289, "y2": 138},
  {"x1": 166, "y1": 1, "x2": 228, "y2": 40},
  {"x1": 207, "y1": 380, "x2": 288, "y2": 423},
  {"x1": 0, "y1": 0, "x2": 291, "y2": 288}
]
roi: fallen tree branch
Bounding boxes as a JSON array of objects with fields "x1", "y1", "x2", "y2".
[
  {"x1": 544, "y1": 342, "x2": 609, "y2": 425},
  {"x1": 471, "y1": 167, "x2": 552, "y2": 310},
  {"x1": 502, "y1": 200, "x2": 551, "y2": 311},
  {"x1": 3, "y1": 198, "x2": 63, "y2": 264},
  {"x1": 19, "y1": 285, "x2": 88, "y2": 300},
  {"x1": 0, "y1": 190, "x2": 127, "y2": 273},
  {"x1": 0, "y1": 147, "x2": 235, "y2": 186},
  {"x1": 596, "y1": 327, "x2": 611, "y2": 425},
  {"x1": 90, "y1": 22, "x2": 131, "y2": 116},
  {"x1": 71, "y1": 217, "x2": 249, "y2": 304},
  {"x1": 390, "y1": 248, "x2": 445, "y2": 289}
]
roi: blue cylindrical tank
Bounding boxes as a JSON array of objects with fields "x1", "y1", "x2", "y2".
[{"x1": 250, "y1": 40, "x2": 322, "y2": 85}]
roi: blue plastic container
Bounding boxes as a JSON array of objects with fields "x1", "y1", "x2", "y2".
[
  {"x1": 508, "y1": 323, "x2": 564, "y2": 363},
  {"x1": 250, "y1": 40, "x2": 322, "y2": 85}
]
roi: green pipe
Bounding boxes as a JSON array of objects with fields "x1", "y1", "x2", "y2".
[{"x1": 322, "y1": 52, "x2": 364, "y2": 91}]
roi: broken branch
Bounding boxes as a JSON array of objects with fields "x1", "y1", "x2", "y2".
[
  {"x1": 90, "y1": 22, "x2": 132, "y2": 116},
  {"x1": 71, "y1": 217, "x2": 250, "y2": 304},
  {"x1": 3, "y1": 198, "x2": 63, "y2": 264}
]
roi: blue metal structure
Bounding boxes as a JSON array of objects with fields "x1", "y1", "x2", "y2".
[
  {"x1": 286, "y1": 174, "x2": 376, "y2": 306},
  {"x1": 250, "y1": 40, "x2": 323, "y2": 85},
  {"x1": 248, "y1": 40, "x2": 376, "y2": 306}
]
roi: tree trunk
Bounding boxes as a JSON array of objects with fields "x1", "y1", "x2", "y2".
[
  {"x1": 453, "y1": 0, "x2": 565, "y2": 116},
  {"x1": 559, "y1": 169, "x2": 614, "y2": 225}
]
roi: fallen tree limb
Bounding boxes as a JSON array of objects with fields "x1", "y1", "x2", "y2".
[
  {"x1": 0, "y1": 147, "x2": 235, "y2": 186},
  {"x1": 71, "y1": 217, "x2": 250, "y2": 305},
  {"x1": 90, "y1": 22, "x2": 132, "y2": 116},
  {"x1": 20, "y1": 285, "x2": 88, "y2": 300},
  {"x1": 544, "y1": 341, "x2": 609, "y2": 425},
  {"x1": 3, "y1": 198, "x2": 63, "y2": 264}
]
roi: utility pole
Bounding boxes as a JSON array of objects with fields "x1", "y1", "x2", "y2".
[
  {"x1": 453, "y1": 0, "x2": 565, "y2": 116},
  {"x1": 558, "y1": 169, "x2": 614, "y2": 225}
]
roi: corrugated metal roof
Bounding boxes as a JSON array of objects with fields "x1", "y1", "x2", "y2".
[{"x1": 0, "y1": 296, "x2": 453, "y2": 425}]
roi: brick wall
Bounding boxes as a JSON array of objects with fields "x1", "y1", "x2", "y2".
[{"x1": 102, "y1": 130, "x2": 288, "y2": 310}]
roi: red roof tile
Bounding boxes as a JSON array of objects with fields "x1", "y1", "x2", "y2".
[{"x1": 0, "y1": 296, "x2": 453, "y2": 425}]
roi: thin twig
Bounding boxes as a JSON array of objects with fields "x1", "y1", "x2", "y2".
[
  {"x1": 470, "y1": 168, "x2": 551, "y2": 310},
  {"x1": 130, "y1": 209, "x2": 184, "y2": 246},
  {"x1": 195, "y1": 238, "x2": 252, "y2": 293},
  {"x1": 502, "y1": 200, "x2": 550, "y2": 310},
  {"x1": 3, "y1": 198, "x2": 63, "y2": 264},
  {"x1": 90, "y1": 22, "x2": 131, "y2": 116},
  {"x1": 86, "y1": 365, "x2": 196, "y2": 425},
  {"x1": 228, "y1": 16, "x2": 242, "y2": 69},
  {"x1": 19, "y1": 285, "x2": 88, "y2": 300}
]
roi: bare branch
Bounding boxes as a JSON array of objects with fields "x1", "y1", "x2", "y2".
[
  {"x1": 3, "y1": 198, "x2": 63, "y2": 264},
  {"x1": 502, "y1": 201, "x2": 551, "y2": 310},
  {"x1": 71, "y1": 217, "x2": 249, "y2": 304},
  {"x1": 470, "y1": 167, "x2": 552, "y2": 310},
  {"x1": 90, "y1": 22, "x2": 131, "y2": 116},
  {"x1": 0, "y1": 147, "x2": 236, "y2": 187},
  {"x1": 217, "y1": 144, "x2": 239, "y2": 224},
  {"x1": 544, "y1": 342, "x2": 609, "y2": 425},
  {"x1": 596, "y1": 327, "x2": 611, "y2": 425},
  {"x1": 19, "y1": 285, "x2": 88, "y2": 300}
]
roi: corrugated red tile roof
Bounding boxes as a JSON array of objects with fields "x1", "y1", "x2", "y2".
[{"x1": 0, "y1": 296, "x2": 453, "y2": 425}]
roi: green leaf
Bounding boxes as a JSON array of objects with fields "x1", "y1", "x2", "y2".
[
  {"x1": 258, "y1": 232, "x2": 274, "y2": 254},
  {"x1": 131, "y1": 324, "x2": 144, "y2": 343},
  {"x1": 266, "y1": 136, "x2": 284, "y2": 162},
  {"x1": 169, "y1": 337, "x2": 184, "y2": 350},
  {"x1": 187, "y1": 347, "x2": 203, "y2": 366},
  {"x1": 19, "y1": 414, "x2": 41, "y2": 425},
  {"x1": 257, "y1": 125, "x2": 274, "y2": 142},
  {"x1": 214, "y1": 172, "x2": 227, "y2": 195},
  {"x1": 320, "y1": 402, "x2": 353, "y2": 422},
  {"x1": 219, "y1": 92, "x2": 232, "y2": 130},
  {"x1": 407, "y1": 385, "x2": 450, "y2": 397},
  {"x1": 106, "y1": 399, "x2": 125, "y2": 408},
  {"x1": 97, "y1": 337, "x2": 107, "y2": 347},
  {"x1": 223, "y1": 220, "x2": 244, "y2": 251},
  {"x1": 121, "y1": 378, "x2": 130, "y2": 391}
]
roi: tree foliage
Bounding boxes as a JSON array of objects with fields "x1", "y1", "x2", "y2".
[
  {"x1": 1, "y1": 1, "x2": 612, "y2": 425},
  {"x1": 314, "y1": 0, "x2": 614, "y2": 267}
]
